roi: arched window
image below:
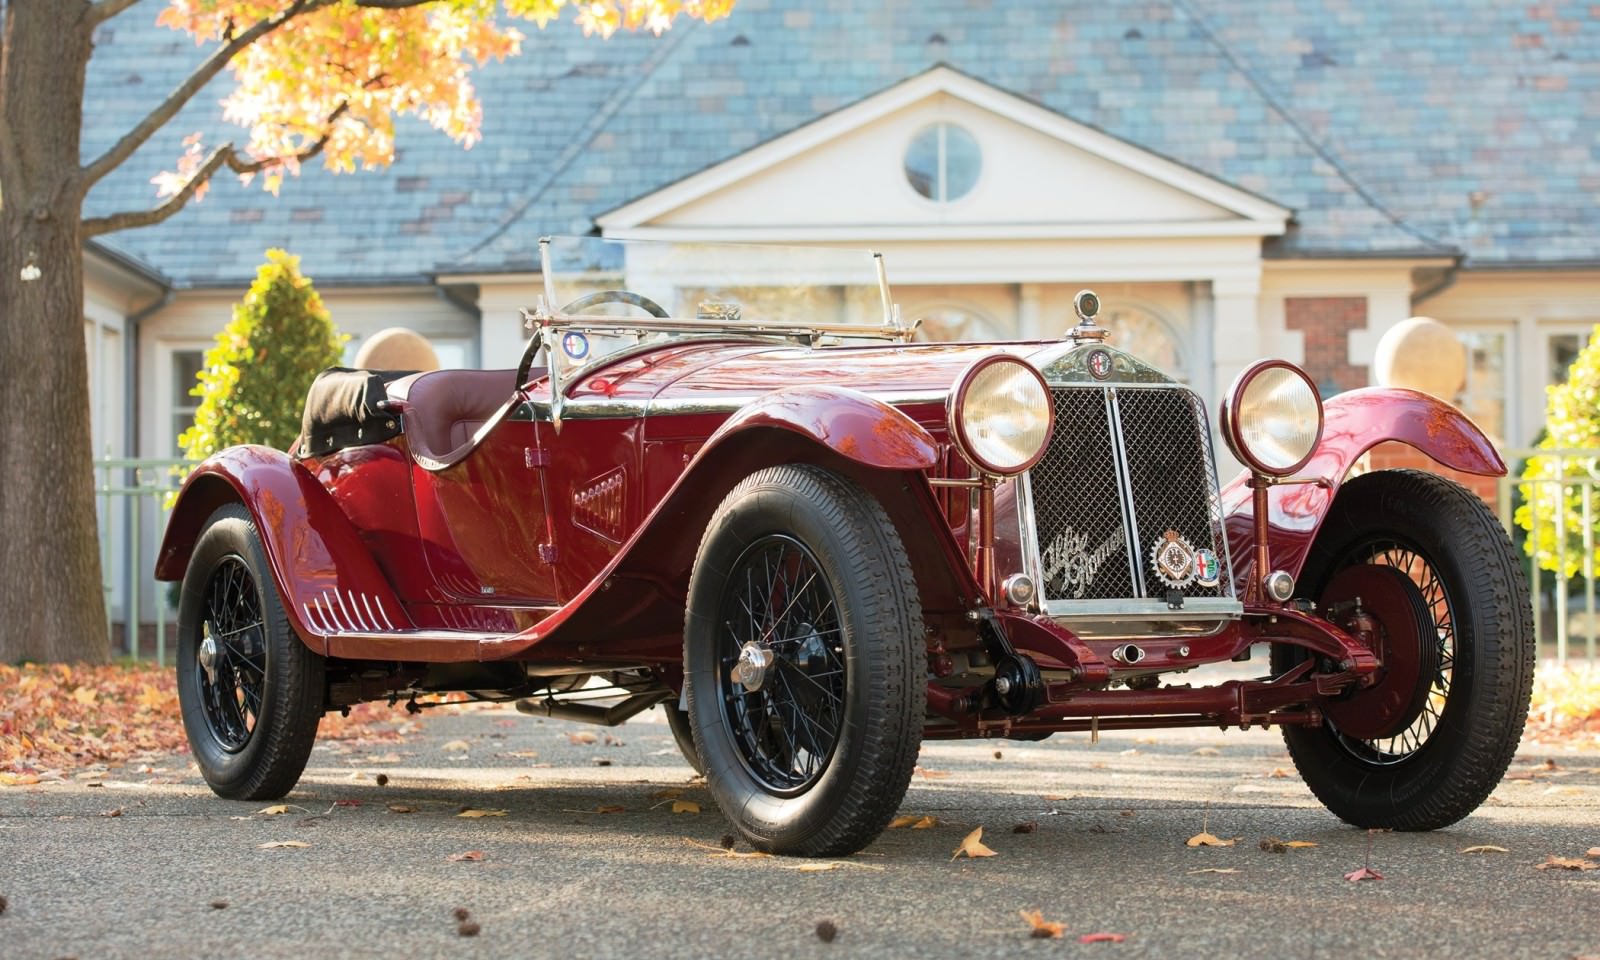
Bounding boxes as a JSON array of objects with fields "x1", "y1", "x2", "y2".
[{"x1": 1105, "y1": 304, "x2": 1186, "y2": 380}]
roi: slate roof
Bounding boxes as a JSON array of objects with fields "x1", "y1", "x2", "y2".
[{"x1": 81, "y1": 0, "x2": 1599, "y2": 286}]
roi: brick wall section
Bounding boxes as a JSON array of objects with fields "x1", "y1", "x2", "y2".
[
  {"x1": 1285, "y1": 296, "x2": 1369, "y2": 394},
  {"x1": 1365, "y1": 441, "x2": 1500, "y2": 504}
]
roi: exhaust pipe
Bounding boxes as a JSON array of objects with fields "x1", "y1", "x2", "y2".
[
  {"x1": 1111, "y1": 643, "x2": 1145, "y2": 666},
  {"x1": 514, "y1": 689, "x2": 672, "y2": 726}
]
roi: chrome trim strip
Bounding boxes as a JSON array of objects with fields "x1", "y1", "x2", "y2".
[
  {"x1": 321, "y1": 591, "x2": 347, "y2": 633},
  {"x1": 1017, "y1": 472, "x2": 1046, "y2": 612},
  {"x1": 1103, "y1": 387, "x2": 1145, "y2": 597},
  {"x1": 517, "y1": 389, "x2": 950, "y2": 423},
  {"x1": 301, "y1": 602, "x2": 326, "y2": 635},
  {"x1": 1042, "y1": 597, "x2": 1243, "y2": 618},
  {"x1": 374, "y1": 596, "x2": 397, "y2": 632}
]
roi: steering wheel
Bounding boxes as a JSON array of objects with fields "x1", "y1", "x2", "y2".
[{"x1": 516, "y1": 290, "x2": 671, "y2": 386}]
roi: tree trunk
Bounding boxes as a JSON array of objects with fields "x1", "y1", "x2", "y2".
[{"x1": 0, "y1": 1, "x2": 111, "y2": 663}]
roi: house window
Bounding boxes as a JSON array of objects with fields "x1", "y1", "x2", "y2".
[
  {"x1": 903, "y1": 123, "x2": 981, "y2": 203},
  {"x1": 1548, "y1": 331, "x2": 1585, "y2": 386},
  {"x1": 171, "y1": 349, "x2": 204, "y2": 454},
  {"x1": 1456, "y1": 328, "x2": 1509, "y2": 442}
]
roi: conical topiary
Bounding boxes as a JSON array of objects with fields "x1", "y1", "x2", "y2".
[{"x1": 178, "y1": 249, "x2": 347, "y2": 460}]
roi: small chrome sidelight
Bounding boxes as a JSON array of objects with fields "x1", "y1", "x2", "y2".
[
  {"x1": 1002, "y1": 573, "x2": 1037, "y2": 608},
  {"x1": 1263, "y1": 570, "x2": 1296, "y2": 603}
]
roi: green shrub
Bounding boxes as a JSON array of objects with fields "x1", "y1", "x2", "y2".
[
  {"x1": 178, "y1": 250, "x2": 346, "y2": 459},
  {"x1": 1516, "y1": 324, "x2": 1600, "y2": 577}
]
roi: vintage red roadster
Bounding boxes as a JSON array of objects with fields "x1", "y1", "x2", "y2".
[{"x1": 157, "y1": 237, "x2": 1534, "y2": 856}]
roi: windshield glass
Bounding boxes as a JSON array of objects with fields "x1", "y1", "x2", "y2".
[{"x1": 536, "y1": 235, "x2": 901, "y2": 361}]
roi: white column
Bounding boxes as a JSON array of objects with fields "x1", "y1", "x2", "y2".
[
  {"x1": 476, "y1": 281, "x2": 544, "y2": 371},
  {"x1": 1209, "y1": 274, "x2": 1263, "y2": 480},
  {"x1": 1017, "y1": 283, "x2": 1044, "y2": 339}
]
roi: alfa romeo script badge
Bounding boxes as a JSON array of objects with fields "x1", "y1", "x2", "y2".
[
  {"x1": 1087, "y1": 348, "x2": 1113, "y2": 380},
  {"x1": 1151, "y1": 529, "x2": 1198, "y2": 588}
]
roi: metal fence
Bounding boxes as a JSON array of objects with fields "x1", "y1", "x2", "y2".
[
  {"x1": 96, "y1": 456, "x2": 186, "y2": 663},
  {"x1": 1498, "y1": 447, "x2": 1600, "y2": 663},
  {"x1": 95, "y1": 450, "x2": 1600, "y2": 665}
]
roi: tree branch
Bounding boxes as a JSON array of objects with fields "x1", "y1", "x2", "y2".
[
  {"x1": 81, "y1": 114, "x2": 342, "y2": 237},
  {"x1": 86, "y1": 0, "x2": 145, "y2": 27}
]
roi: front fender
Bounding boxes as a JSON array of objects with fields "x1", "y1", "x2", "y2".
[
  {"x1": 156, "y1": 446, "x2": 414, "y2": 654},
  {"x1": 1220, "y1": 387, "x2": 1504, "y2": 585},
  {"x1": 703, "y1": 385, "x2": 940, "y2": 470}
]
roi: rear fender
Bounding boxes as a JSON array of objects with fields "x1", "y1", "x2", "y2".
[
  {"x1": 483, "y1": 386, "x2": 981, "y2": 661},
  {"x1": 156, "y1": 446, "x2": 414, "y2": 654},
  {"x1": 1220, "y1": 387, "x2": 1505, "y2": 585}
]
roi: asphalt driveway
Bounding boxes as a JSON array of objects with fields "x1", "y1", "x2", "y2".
[{"x1": 2, "y1": 704, "x2": 1598, "y2": 960}]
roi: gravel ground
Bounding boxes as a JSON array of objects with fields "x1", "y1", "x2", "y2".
[{"x1": 2, "y1": 703, "x2": 1598, "y2": 960}]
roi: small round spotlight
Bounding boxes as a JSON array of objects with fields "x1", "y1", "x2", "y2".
[
  {"x1": 1002, "y1": 573, "x2": 1036, "y2": 608},
  {"x1": 1263, "y1": 570, "x2": 1296, "y2": 602}
]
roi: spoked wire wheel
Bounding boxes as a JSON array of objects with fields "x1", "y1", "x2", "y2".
[
  {"x1": 716, "y1": 534, "x2": 847, "y2": 796},
  {"x1": 1322, "y1": 539, "x2": 1454, "y2": 765},
  {"x1": 193, "y1": 555, "x2": 268, "y2": 752},
  {"x1": 1274, "y1": 470, "x2": 1534, "y2": 831}
]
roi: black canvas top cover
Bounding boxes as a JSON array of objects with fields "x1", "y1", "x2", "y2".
[{"x1": 296, "y1": 367, "x2": 414, "y2": 457}]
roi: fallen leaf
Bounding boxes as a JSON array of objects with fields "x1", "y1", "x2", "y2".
[
  {"x1": 671, "y1": 800, "x2": 700, "y2": 814},
  {"x1": 567, "y1": 731, "x2": 598, "y2": 745},
  {"x1": 649, "y1": 788, "x2": 684, "y2": 801},
  {"x1": 1186, "y1": 832, "x2": 1235, "y2": 848},
  {"x1": 1193, "y1": 747, "x2": 1221, "y2": 756},
  {"x1": 457, "y1": 921, "x2": 481, "y2": 937},
  {"x1": 915, "y1": 766, "x2": 951, "y2": 779},
  {"x1": 1190, "y1": 868, "x2": 1240, "y2": 874},
  {"x1": 100, "y1": 807, "x2": 124, "y2": 818},
  {"x1": 594, "y1": 804, "x2": 625, "y2": 814},
  {"x1": 1260, "y1": 837, "x2": 1317, "y2": 851},
  {"x1": 209, "y1": 900, "x2": 227, "y2": 910},
  {"x1": 1587, "y1": 847, "x2": 1600, "y2": 858},
  {"x1": 257, "y1": 805, "x2": 290, "y2": 816},
  {"x1": 1042, "y1": 794, "x2": 1070, "y2": 802},
  {"x1": 0, "y1": 773, "x2": 41, "y2": 786},
  {"x1": 333, "y1": 799, "x2": 362, "y2": 807},
  {"x1": 952, "y1": 826, "x2": 997, "y2": 860},
  {"x1": 386, "y1": 804, "x2": 415, "y2": 814},
  {"x1": 446, "y1": 851, "x2": 485, "y2": 862},
  {"x1": 258, "y1": 841, "x2": 310, "y2": 849},
  {"x1": 1080, "y1": 932, "x2": 1127, "y2": 944},
  {"x1": 439, "y1": 740, "x2": 471, "y2": 752},
  {"x1": 457, "y1": 809, "x2": 508, "y2": 818},
  {"x1": 1535, "y1": 855, "x2": 1597, "y2": 871},
  {"x1": 1343, "y1": 866, "x2": 1384, "y2": 882},
  {"x1": 1459, "y1": 845, "x2": 1509, "y2": 855},
  {"x1": 1013, "y1": 821, "x2": 1038, "y2": 834},
  {"x1": 792, "y1": 862, "x2": 842, "y2": 873},
  {"x1": 1282, "y1": 840, "x2": 1317, "y2": 848},
  {"x1": 1019, "y1": 909, "x2": 1066, "y2": 939},
  {"x1": 1268, "y1": 768, "x2": 1292, "y2": 779}
]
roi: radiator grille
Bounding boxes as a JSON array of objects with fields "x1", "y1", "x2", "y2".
[{"x1": 1027, "y1": 385, "x2": 1231, "y2": 603}]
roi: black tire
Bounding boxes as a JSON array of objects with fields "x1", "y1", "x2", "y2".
[
  {"x1": 664, "y1": 702, "x2": 705, "y2": 776},
  {"x1": 684, "y1": 464, "x2": 924, "y2": 856},
  {"x1": 1273, "y1": 470, "x2": 1534, "y2": 830},
  {"x1": 177, "y1": 503, "x2": 324, "y2": 800}
]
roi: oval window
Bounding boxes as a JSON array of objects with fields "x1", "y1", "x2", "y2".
[{"x1": 903, "y1": 123, "x2": 981, "y2": 203}]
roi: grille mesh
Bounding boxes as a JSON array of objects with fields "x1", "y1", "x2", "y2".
[
  {"x1": 1027, "y1": 385, "x2": 1230, "y2": 603},
  {"x1": 1117, "y1": 389, "x2": 1233, "y2": 599},
  {"x1": 1028, "y1": 389, "x2": 1134, "y2": 600}
]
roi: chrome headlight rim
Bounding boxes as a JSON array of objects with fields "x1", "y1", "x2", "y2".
[
  {"x1": 1220, "y1": 359, "x2": 1324, "y2": 477},
  {"x1": 946, "y1": 354, "x2": 1055, "y2": 478}
]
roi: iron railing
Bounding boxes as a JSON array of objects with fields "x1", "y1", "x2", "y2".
[
  {"x1": 1498, "y1": 447, "x2": 1600, "y2": 663},
  {"x1": 95, "y1": 457, "x2": 186, "y2": 663}
]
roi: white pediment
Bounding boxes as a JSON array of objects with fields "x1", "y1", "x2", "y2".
[{"x1": 598, "y1": 67, "x2": 1290, "y2": 241}]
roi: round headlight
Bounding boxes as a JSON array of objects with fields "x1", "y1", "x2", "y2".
[
  {"x1": 1220, "y1": 360, "x2": 1324, "y2": 476},
  {"x1": 948, "y1": 355, "x2": 1054, "y2": 476}
]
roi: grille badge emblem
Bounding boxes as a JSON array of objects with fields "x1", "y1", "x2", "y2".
[
  {"x1": 1087, "y1": 348, "x2": 1113, "y2": 380},
  {"x1": 1193, "y1": 548, "x2": 1221, "y2": 587},
  {"x1": 1151, "y1": 529, "x2": 1198, "y2": 588}
]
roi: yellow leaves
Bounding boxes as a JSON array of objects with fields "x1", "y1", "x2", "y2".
[
  {"x1": 439, "y1": 740, "x2": 471, "y2": 753},
  {"x1": 951, "y1": 826, "x2": 997, "y2": 861},
  {"x1": 1019, "y1": 909, "x2": 1067, "y2": 939},
  {"x1": 71, "y1": 687, "x2": 98, "y2": 707},
  {"x1": 567, "y1": 731, "x2": 598, "y2": 745},
  {"x1": 386, "y1": 804, "x2": 416, "y2": 814},
  {"x1": 258, "y1": 841, "x2": 310, "y2": 849},
  {"x1": 0, "y1": 773, "x2": 41, "y2": 787},
  {"x1": 670, "y1": 800, "x2": 700, "y2": 815},
  {"x1": 1460, "y1": 845, "x2": 1510, "y2": 855},
  {"x1": 1185, "y1": 833, "x2": 1235, "y2": 848},
  {"x1": 913, "y1": 766, "x2": 951, "y2": 780},
  {"x1": 1259, "y1": 838, "x2": 1316, "y2": 852},
  {"x1": 0, "y1": 664, "x2": 197, "y2": 775},
  {"x1": 457, "y1": 809, "x2": 508, "y2": 818},
  {"x1": 257, "y1": 805, "x2": 291, "y2": 816},
  {"x1": 888, "y1": 814, "x2": 938, "y2": 830}
]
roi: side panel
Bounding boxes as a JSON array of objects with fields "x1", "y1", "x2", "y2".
[
  {"x1": 1220, "y1": 387, "x2": 1505, "y2": 584},
  {"x1": 156, "y1": 446, "x2": 416, "y2": 654}
]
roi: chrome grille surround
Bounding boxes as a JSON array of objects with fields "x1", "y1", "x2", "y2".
[{"x1": 1017, "y1": 344, "x2": 1241, "y2": 639}]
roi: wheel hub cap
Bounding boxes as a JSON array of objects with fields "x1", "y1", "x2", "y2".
[
  {"x1": 734, "y1": 642, "x2": 775, "y2": 693},
  {"x1": 198, "y1": 623, "x2": 220, "y2": 684}
]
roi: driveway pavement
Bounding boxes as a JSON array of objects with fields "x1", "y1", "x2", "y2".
[{"x1": 2, "y1": 703, "x2": 1598, "y2": 960}]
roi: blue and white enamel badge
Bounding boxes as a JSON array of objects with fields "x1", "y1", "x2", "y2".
[
  {"x1": 1087, "y1": 348, "x2": 1113, "y2": 380},
  {"x1": 1193, "y1": 548, "x2": 1221, "y2": 588},
  {"x1": 561, "y1": 330, "x2": 590, "y2": 363}
]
